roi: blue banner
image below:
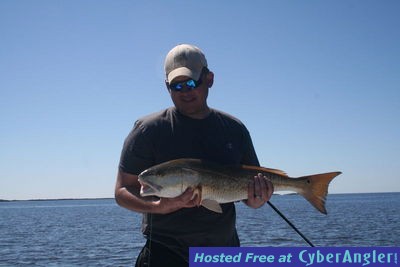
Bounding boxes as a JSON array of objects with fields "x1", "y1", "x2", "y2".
[{"x1": 190, "y1": 247, "x2": 399, "y2": 267}]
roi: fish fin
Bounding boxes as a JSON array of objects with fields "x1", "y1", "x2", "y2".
[
  {"x1": 298, "y1": 172, "x2": 341, "y2": 214},
  {"x1": 201, "y1": 199, "x2": 223, "y2": 213},
  {"x1": 241, "y1": 165, "x2": 288, "y2": 177}
]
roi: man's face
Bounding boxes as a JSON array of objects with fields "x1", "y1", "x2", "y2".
[{"x1": 167, "y1": 71, "x2": 214, "y2": 119}]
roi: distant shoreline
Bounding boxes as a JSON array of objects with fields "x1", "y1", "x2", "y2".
[
  {"x1": 1, "y1": 192, "x2": 399, "y2": 202},
  {"x1": 0, "y1": 197, "x2": 114, "y2": 202}
]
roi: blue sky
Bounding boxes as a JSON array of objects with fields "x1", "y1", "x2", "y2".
[{"x1": 1, "y1": 1, "x2": 399, "y2": 200}]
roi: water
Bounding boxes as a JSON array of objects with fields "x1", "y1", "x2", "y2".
[
  {"x1": 237, "y1": 193, "x2": 400, "y2": 247},
  {"x1": 0, "y1": 193, "x2": 399, "y2": 266}
]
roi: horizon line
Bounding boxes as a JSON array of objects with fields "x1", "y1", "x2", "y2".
[{"x1": 1, "y1": 191, "x2": 400, "y2": 202}]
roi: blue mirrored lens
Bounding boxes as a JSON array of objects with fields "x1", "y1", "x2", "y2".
[
  {"x1": 186, "y1": 79, "x2": 196, "y2": 88},
  {"x1": 169, "y1": 83, "x2": 181, "y2": 90},
  {"x1": 174, "y1": 83, "x2": 183, "y2": 90}
]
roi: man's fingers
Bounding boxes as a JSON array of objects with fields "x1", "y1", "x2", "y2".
[
  {"x1": 246, "y1": 173, "x2": 275, "y2": 208},
  {"x1": 180, "y1": 187, "x2": 201, "y2": 207},
  {"x1": 266, "y1": 178, "x2": 274, "y2": 199},
  {"x1": 256, "y1": 173, "x2": 268, "y2": 201}
]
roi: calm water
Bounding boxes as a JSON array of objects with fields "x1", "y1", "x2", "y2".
[{"x1": 0, "y1": 193, "x2": 399, "y2": 266}]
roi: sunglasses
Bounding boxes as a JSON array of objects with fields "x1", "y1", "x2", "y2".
[{"x1": 168, "y1": 78, "x2": 203, "y2": 92}]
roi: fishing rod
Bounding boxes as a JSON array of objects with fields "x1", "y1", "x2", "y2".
[{"x1": 267, "y1": 201, "x2": 315, "y2": 247}]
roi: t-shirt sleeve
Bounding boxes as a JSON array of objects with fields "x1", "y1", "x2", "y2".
[
  {"x1": 241, "y1": 127, "x2": 260, "y2": 167},
  {"x1": 118, "y1": 120, "x2": 155, "y2": 175}
]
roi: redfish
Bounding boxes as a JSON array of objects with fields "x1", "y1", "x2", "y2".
[{"x1": 138, "y1": 158, "x2": 341, "y2": 214}]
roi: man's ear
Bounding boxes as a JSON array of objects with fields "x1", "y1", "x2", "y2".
[{"x1": 206, "y1": 71, "x2": 214, "y2": 88}]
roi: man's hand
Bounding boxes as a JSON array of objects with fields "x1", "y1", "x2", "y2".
[
  {"x1": 154, "y1": 188, "x2": 201, "y2": 214},
  {"x1": 244, "y1": 173, "x2": 274, "y2": 208},
  {"x1": 115, "y1": 170, "x2": 202, "y2": 215}
]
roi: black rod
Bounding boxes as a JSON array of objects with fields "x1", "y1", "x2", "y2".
[{"x1": 267, "y1": 201, "x2": 315, "y2": 247}]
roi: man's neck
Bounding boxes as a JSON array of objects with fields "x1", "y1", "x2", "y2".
[{"x1": 177, "y1": 106, "x2": 211, "y2": 120}]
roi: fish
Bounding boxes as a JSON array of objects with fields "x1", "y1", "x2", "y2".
[{"x1": 138, "y1": 158, "x2": 341, "y2": 214}]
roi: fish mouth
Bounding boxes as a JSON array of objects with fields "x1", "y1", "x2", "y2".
[{"x1": 138, "y1": 179, "x2": 163, "y2": 197}]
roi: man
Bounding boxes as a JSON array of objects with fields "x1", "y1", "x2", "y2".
[{"x1": 115, "y1": 44, "x2": 273, "y2": 267}]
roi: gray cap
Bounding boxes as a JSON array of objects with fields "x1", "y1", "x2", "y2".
[{"x1": 164, "y1": 44, "x2": 208, "y2": 83}]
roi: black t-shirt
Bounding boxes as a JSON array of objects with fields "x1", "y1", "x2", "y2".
[{"x1": 119, "y1": 107, "x2": 259, "y2": 261}]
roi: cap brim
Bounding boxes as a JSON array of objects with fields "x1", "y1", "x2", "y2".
[{"x1": 167, "y1": 67, "x2": 201, "y2": 83}]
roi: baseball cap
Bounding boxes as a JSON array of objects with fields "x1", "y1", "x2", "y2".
[{"x1": 164, "y1": 44, "x2": 208, "y2": 83}]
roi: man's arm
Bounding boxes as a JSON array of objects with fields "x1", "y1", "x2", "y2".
[{"x1": 114, "y1": 169, "x2": 200, "y2": 214}]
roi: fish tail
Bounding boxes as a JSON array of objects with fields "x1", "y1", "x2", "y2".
[{"x1": 297, "y1": 172, "x2": 341, "y2": 214}]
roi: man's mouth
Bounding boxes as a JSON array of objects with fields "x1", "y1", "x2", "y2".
[{"x1": 180, "y1": 97, "x2": 196, "y2": 103}]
